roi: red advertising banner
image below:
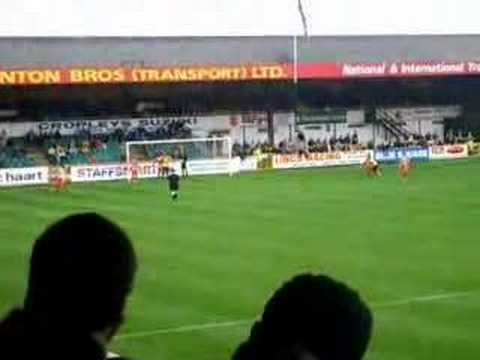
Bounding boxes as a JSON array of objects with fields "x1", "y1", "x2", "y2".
[
  {"x1": 429, "y1": 144, "x2": 469, "y2": 160},
  {"x1": 297, "y1": 61, "x2": 480, "y2": 79},
  {"x1": 2, "y1": 60, "x2": 480, "y2": 86}
]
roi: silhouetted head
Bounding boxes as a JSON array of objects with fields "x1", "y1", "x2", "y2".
[
  {"x1": 24, "y1": 213, "x2": 137, "y2": 338},
  {"x1": 233, "y1": 274, "x2": 373, "y2": 360}
]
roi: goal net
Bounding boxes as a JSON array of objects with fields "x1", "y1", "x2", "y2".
[{"x1": 125, "y1": 137, "x2": 238, "y2": 177}]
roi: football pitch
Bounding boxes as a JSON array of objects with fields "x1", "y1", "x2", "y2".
[{"x1": 0, "y1": 159, "x2": 479, "y2": 360}]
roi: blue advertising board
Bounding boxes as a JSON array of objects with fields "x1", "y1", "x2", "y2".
[{"x1": 375, "y1": 147, "x2": 429, "y2": 162}]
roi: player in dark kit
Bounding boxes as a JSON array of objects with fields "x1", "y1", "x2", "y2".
[
  {"x1": 181, "y1": 153, "x2": 188, "y2": 178},
  {"x1": 168, "y1": 170, "x2": 180, "y2": 200}
]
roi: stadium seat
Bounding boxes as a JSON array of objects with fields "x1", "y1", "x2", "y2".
[{"x1": 0, "y1": 146, "x2": 37, "y2": 169}]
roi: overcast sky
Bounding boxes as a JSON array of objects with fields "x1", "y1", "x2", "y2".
[{"x1": 1, "y1": 0, "x2": 478, "y2": 37}]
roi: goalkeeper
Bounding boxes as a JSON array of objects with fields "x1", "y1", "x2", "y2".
[{"x1": 167, "y1": 169, "x2": 181, "y2": 201}]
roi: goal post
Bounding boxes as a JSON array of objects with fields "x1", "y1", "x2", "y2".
[{"x1": 125, "y1": 137, "x2": 238, "y2": 177}]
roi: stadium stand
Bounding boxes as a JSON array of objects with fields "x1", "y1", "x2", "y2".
[
  {"x1": 0, "y1": 118, "x2": 193, "y2": 168},
  {"x1": 0, "y1": 108, "x2": 475, "y2": 169},
  {"x1": 0, "y1": 139, "x2": 37, "y2": 168}
]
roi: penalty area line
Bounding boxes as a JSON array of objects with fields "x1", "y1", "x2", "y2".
[
  {"x1": 116, "y1": 290, "x2": 478, "y2": 341},
  {"x1": 372, "y1": 290, "x2": 476, "y2": 308},
  {"x1": 117, "y1": 319, "x2": 253, "y2": 340}
]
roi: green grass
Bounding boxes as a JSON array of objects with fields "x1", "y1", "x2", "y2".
[{"x1": 1, "y1": 159, "x2": 479, "y2": 359}]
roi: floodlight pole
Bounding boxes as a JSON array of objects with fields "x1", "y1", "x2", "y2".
[
  {"x1": 293, "y1": 0, "x2": 309, "y2": 138},
  {"x1": 293, "y1": 35, "x2": 298, "y2": 85},
  {"x1": 293, "y1": 35, "x2": 299, "y2": 136}
]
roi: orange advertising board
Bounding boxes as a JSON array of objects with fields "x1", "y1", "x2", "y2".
[{"x1": 0, "y1": 64, "x2": 291, "y2": 86}]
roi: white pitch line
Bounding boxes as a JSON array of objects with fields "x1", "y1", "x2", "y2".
[
  {"x1": 117, "y1": 319, "x2": 253, "y2": 340},
  {"x1": 116, "y1": 290, "x2": 478, "y2": 341},
  {"x1": 372, "y1": 290, "x2": 476, "y2": 308}
]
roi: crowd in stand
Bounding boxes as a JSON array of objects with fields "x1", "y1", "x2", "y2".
[
  {"x1": 232, "y1": 129, "x2": 477, "y2": 159},
  {"x1": 375, "y1": 130, "x2": 474, "y2": 151},
  {"x1": 0, "y1": 119, "x2": 192, "y2": 168},
  {"x1": 22, "y1": 119, "x2": 193, "y2": 166},
  {"x1": 232, "y1": 132, "x2": 364, "y2": 158},
  {"x1": 1, "y1": 119, "x2": 477, "y2": 168},
  {"x1": 0, "y1": 129, "x2": 35, "y2": 168},
  {"x1": 375, "y1": 133, "x2": 433, "y2": 151},
  {"x1": 306, "y1": 132, "x2": 360, "y2": 153},
  {"x1": 0, "y1": 213, "x2": 373, "y2": 360},
  {"x1": 45, "y1": 136, "x2": 108, "y2": 165}
]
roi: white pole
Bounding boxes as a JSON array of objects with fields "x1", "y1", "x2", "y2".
[
  {"x1": 227, "y1": 137, "x2": 233, "y2": 176},
  {"x1": 298, "y1": 0, "x2": 309, "y2": 38},
  {"x1": 126, "y1": 141, "x2": 131, "y2": 165},
  {"x1": 293, "y1": 35, "x2": 298, "y2": 84},
  {"x1": 125, "y1": 142, "x2": 131, "y2": 183}
]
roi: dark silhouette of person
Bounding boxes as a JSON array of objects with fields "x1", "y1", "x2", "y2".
[
  {"x1": 0, "y1": 213, "x2": 137, "y2": 360},
  {"x1": 233, "y1": 273, "x2": 373, "y2": 360}
]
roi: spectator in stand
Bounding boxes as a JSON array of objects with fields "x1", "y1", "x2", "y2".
[
  {"x1": 81, "y1": 140, "x2": 90, "y2": 155},
  {"x1": 54, "y1": 129, "x2": 61, "y2": 140},
  {"x1": 467, "y1": 131, "x2": 474, "y2": 141},
  {"x1": 94, "y1": 137, "x2": 104, "y2": 151},
  {"x1": 232, "y1": 142, "x2": 242, "y2": 157},
  {"x1": 25, "y1": 129, "x2": 35, "y2": 144},
  {"x1": 446, "y1": 130, "x2": 454, "y2": 144},
  {"x1": 323, "y1": 141, "x2": 328, "y2": 152},
  {"x1": 233, "y1": 273, "x2": 373, "y2": 360},
  {"x1": 47, "y1": 144, "x2": 56, "y2": 164},
  {"x1": 113, "y1": 128, "x2": 124, "y2": 142},
  {"x1": 296, "y1": 133, "x2": 308, "y2": 156},
  {"x1": 328, "y1": 136, "x2": 336, "y2": 149},
  {"x1": 69, "y1": 140, "x2": 78, "y2": 156},
  {"x1": 0, "y1": 129, "x2": 7, "y2": 148},
  {"x1": 418, "y1": 136, "x2": 427, "y2": 147},
  {"x1": 353, "y1": 132, "x2": 359, "y2": 145},
  {"x1": 57, "y1": 145, "x2": 67, "y2": 166},
  {"x1": 0, "y1": 213, "x2": 137, "y2": 360}
]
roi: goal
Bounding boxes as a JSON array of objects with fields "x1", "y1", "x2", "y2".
[{"x1": 125, "y1": 137, "x2": 238, "y2": 176}]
